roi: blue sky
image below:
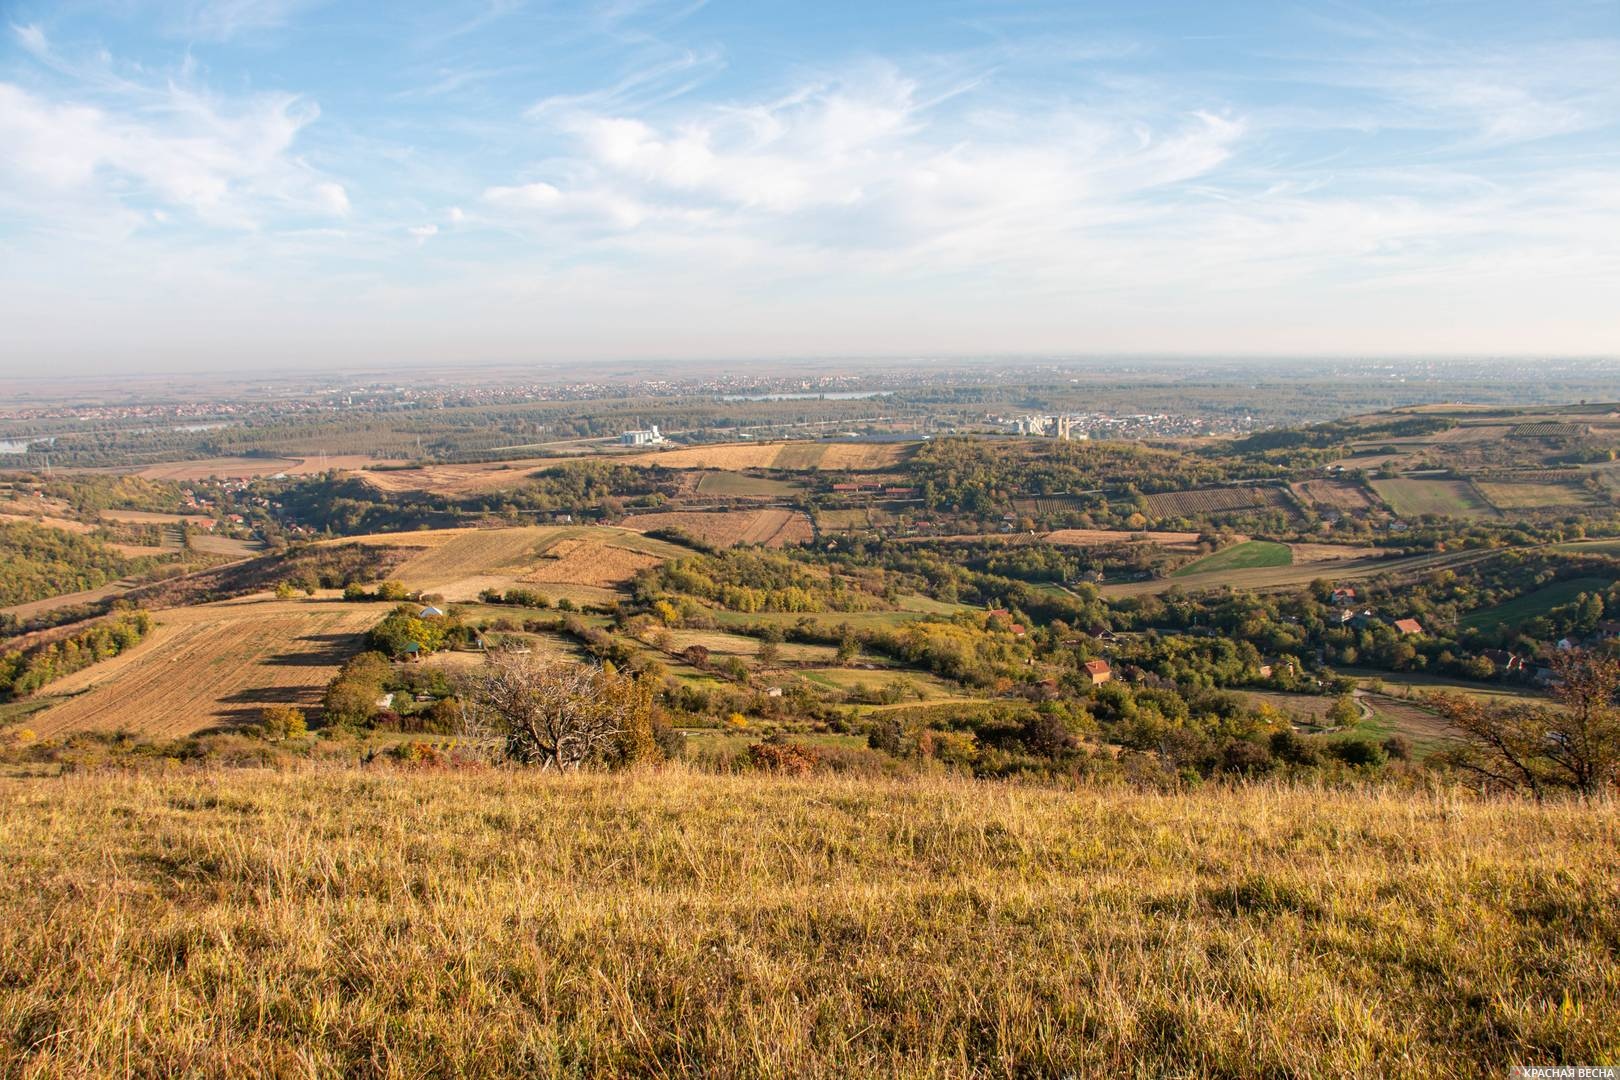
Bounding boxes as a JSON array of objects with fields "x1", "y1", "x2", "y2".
[{"x1": 2, "y1": 1, "x2": 1617, "y2": 373}]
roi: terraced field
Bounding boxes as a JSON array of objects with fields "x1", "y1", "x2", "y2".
[{"x1": 26, "y1": 597, "x2": 381, "y2": 738}]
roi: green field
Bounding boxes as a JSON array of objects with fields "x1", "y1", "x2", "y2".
[
  {"x1": 1556, "y1": 538, "x2": 1620, "y2": 555},
  {"x1": 1461, "y1": 576, "x2": 1614, "y2": 630},
  {"x1": 1172, "y1": 540, "x2": 1292, "y2": 577},
  {"x1": 695, "y1": 471, "x2": 803, "y2": 497},
  {"x1": 1475, "y1": 481, "x2": 1595, "y2": 510},
  {"x1": 1369, "y1": 478, "x2": 1496, "y2": 519}
]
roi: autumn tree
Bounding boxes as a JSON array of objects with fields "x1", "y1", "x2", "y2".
[
  {"x1": 1430, "y1": 651, "x2": 1620, "y2": 799},
  {"x1": 476, "y1": 652, "x2": 660, "y2": 771}
]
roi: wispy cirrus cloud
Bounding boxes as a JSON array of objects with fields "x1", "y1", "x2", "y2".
[{"x1": 0, "y1": 24, "x2": 348, "y2": 233}]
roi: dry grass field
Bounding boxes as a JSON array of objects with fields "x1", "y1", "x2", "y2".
[
  {"x1": 621, "y1": 441, "x2": 915, "y2": 471},
  {"x1": 1044, "y1": 528, "x2": 1205, "y2": 549},
  {"x1": 353, "y1": 460, "x2": 558, "y2": 496},
  {"x1": 520, "y1": 536, "x2": 666, "y2": 589},
  {"x1": 0, "y1": 770, "x2": 1614, "y2": 1077},
  {"x1": 620, "y1": 509, "x2": 814, "y2": 548},
  {"x1": 362, "y1": 526, "x2": 687, "y2": 600},
  {"x1": 21, "y1": 597, "x2": 380, "y2": 738},
  {"x1": 1292, "y1": 478, "x2": 1383, "y2": 513},
  {"x1": 132, "y1": 457, "x2": 381, "y2": 481},
  {"x1": 1475, "y1": 481, "x2": 1597, "y2": 510}
]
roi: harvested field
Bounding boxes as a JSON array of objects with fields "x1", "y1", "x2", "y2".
[
  {"x1": 1430, "y1": 425, "x2": 1512, "y2": 444},
  {"x1": 1142, "y1": 486, "x2": 1287, "y2": 518},
  {"x1": 622, "y1": 441, "x2": 914, "y2": 472},
  {"x1": 352, "y1": 459, "x2": 571, "y2": 496},
  {"x1": 520, "y1": 537, "x2": 665, "y2": 589},
  {"x1": 1369, "y1": 478, "x2": 1496, "y2": 519},
  {"x1": 188, "y1": 535, "x2": 263, "y2": 557},
  {"x1": 1291, "y1": 479, "x2": 1381, "y2": 513},
  {"x1": 132, "y1": 455, "x2": 401, "y2": 480},
  {"x1": 25, "y1": 597, "x2": 381, "y2": 737},
  {"x1": 361, "y1": 526, "x2": 684, "y2": 601},
  {"x1": 1289, "y1": 542, "x2": 1375, "y2": 564},
  {"x1": 621, "y1": 509, "x2": 814, "y2": 548}
]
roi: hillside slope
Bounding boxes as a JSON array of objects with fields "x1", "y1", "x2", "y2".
[{"x1": 0, "y1": 770, "x2": 1613, "y2": 1077}]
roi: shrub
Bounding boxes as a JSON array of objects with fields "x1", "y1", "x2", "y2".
[{"x1": 258, "y1": 705, "x2": 308, "y2": 741}]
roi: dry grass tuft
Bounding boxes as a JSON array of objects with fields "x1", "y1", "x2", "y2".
[{"x1": 0, "y1": 770, "x2": 1616, "y2": 1077}]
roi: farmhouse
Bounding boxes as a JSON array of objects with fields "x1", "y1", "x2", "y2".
[
  {"x1": 1393, "y1": 618, "x2": 1423, "y2": 636},
  {"x1": 1083, "y1": 659, "x2": 1112, "y2": 685}
]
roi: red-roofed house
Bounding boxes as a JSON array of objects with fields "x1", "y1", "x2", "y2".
[
  {"x1": 1393, "y1": 618, "x2": 1423, "y2": 636},
  {"x1": 1083, "y1": 659, "x2": 1112, "y2": 685}
]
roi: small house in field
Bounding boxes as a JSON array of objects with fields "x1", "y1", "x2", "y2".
[
  {"x1": 1084, "y1": 659, "x2": 1112, "y2": 685},
  {"x1": 419, "y1": 605, "x2": 445, "y2": 618},
  {"x1": 1393, "y1": 618, "x2": 1423, "y2": 636}
]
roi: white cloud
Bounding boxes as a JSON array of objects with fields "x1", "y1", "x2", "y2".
[
  {"x1": 408, "y1": 223, "x2": 438, "y2": 239},
  {"x1": 12, "y1": 23, "x2": 47, "y2": 56},
  {"x1": 0, "y1": 73, "x2": 348, "y2": 231},
  {"x1": 171, "y1": 0, "x2": 323, "y2": 42}
]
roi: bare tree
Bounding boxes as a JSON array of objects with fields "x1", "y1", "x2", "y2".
[
  {"x1": 1429, "y1": 651, "x2": 1620, "y2": 799},
  {"x1": 475, "y1": 651, "x2": 657, "y2": 770}
]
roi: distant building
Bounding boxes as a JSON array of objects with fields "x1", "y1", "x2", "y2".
[
  {"x1": 1084, "y1": 659, "x2": 1112, "y2": 685},
  {"x1": 1393, "y1": 618, "x2": 1423, "y2": 636},
  {"x1": 1481, "y1": 649, "x2": 1526, "y2": 673},
  {"x1": 620, "y1": 425, "x2": 664, "y2": 446}
]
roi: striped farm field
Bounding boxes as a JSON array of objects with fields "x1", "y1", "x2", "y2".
[
  {"x1": 1142, "y1": 486, "x2": 1287, "y2": 518},
  {"x1": 25, "y1": 597, "x2": 382, "y2": 738}
]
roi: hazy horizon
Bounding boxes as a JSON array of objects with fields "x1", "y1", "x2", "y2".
[{"x1": 3, "y1": 0, "x2": 1618, "y2": 374}]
